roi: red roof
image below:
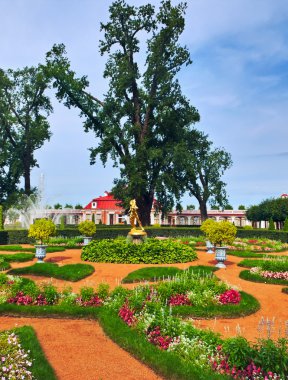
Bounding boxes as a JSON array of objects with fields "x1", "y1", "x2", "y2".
[{"x1": 84, "y1": 192, "x2": 124, "y2": 210}]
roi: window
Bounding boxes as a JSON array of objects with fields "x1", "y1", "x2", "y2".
[{"x1": 91, "y1": 202, "x2": 97, "y2": 208}]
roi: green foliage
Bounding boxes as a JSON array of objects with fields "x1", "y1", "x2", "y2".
[
  {"x1": 81, "y1": 238, "x2": 197, "y2": 264},
  {"x1": 222, "y1": 336, "x2": 254, "y2": 368},
  {"x1": 28, "y1": 218, "x2": 56, "y2": 244},
  {"x1": 205, "y1": 220, "x2": 237, "y2": 246},
  {"x1": 15, "y1": 326, "x2": 57, "y2": 380},
  {"x1": 0, "y1": 66, "x2": 52, "y2": 195},
  {"x1": 253, "y1": 338, "x2": 288, "y2": 377},
  {"x1": 42, "y1": 282, "x2": 59, "y2": 304},
  {"x1": 45, "y1": 0, "x2": 201, "y2": 226},
  {"x1": 96, "y1": 283, "x2": 110, "y2": 300},
  {"x1": 80, "y1": 286, "x2": 94, "y2": 302},
  {"x1": 9, "y1": 263, "x2": 95, "y2": 282},
  {"x1": 247, "y1": 197, "x2": 288, "y2": 223},
  {"x1": 238, "y1": 205, "x2": 246, "y2": 210},
  {"x1": 78, "y1": 220, "x2": 96, "y2": 237},
  {"x1": 122, "y1": 266, "x2": 182, "y2": 283},
  {"x1": 200, "y1": 218, "x2": 216, "y2": 235},
  {"x1": 0, "y1": 257, "x2": 10, "y2": 270},
  {"x1": 268, "y1": 217, "x2": 275, "y2": 230},
  {"x1": 238, "y1": 258, "x2": 288, "y2": 272},
  {"x1": 0, "y1": 205, "x2": 3, "y2": 230},
  {"x1": 239, "y1": 270, "x2": 288, "y2": 285},
  {"x1": 283, "y1": 217, "x2": 288, "y2": 231}
]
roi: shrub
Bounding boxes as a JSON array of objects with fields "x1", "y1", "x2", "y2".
[
  {"x1": 78, "y1": 220, "x2": 96, "y2": 237},
  {"x1": 81, "y1": 238, "x2": 197, "y2": 264},
  {"x1": 200, "y1": 219, "x2": 216, "y2": 235},
  {"x1": 222, "y1": 336, "x2": 254, "y2": 368},
  {"x1": 28, "y1": 219, "x2": 56, "y2": 244},
  {"x1": 205, "y1": 221, "x2": 237, "y2": 247}
]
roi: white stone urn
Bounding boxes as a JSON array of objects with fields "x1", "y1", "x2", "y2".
[
  {"x1": 83, "y1": 236, "x2": 93, "y2": 245},
  {"x1": 215, "y1": 246, "x2": 227, "y2": 268},
  {"x1": 35, "y1": 245, "x2": 48, "y2": 263},
  {"x1": 205, "y1": 240, "x2": 214, "y2": 254}
]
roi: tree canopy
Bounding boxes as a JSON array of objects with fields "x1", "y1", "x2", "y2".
[
  {"x1": 0, "y1": 65, "x2": 52, "y2": 198},
  {"x1": 171, "y1": 130, "x2": 232, "y2": 221},
  {"x1": 246, "y1": 197, "x2": 288, "y2": 223},
  {"x1": 44, "y1": 0, "x2": 200, "y2": 225}
]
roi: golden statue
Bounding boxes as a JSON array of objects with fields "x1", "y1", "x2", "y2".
[{"x1": 128, "y1": 199, "x2": 144, "y2": 231}]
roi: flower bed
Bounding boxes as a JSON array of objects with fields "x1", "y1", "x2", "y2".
[
  {"x1": 0, "y1": 272, "x2": 285, "y2": 379},
  {"x1": 0, "y1": 330, "x2": 34, "y2": 379},
  {"x1": 228, "y1": 238, "x2": 288, "y2": 252}
]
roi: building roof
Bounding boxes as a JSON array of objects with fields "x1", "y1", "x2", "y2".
[{"x1": 84, "y1": 191, "x2": 124, "y2": 211}]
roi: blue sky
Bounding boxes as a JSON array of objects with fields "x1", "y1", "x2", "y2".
[{"x1": 1, "y1": 0, "x2": 288, "y2": 209}]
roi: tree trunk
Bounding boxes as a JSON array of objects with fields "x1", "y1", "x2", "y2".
[
  {"x1": 199, "y1": 200, "x2": 208, "y2": 223},
  {"x1": 23, "y1": 157, "x2": 31, "y2": 195},
  {"x1": 136, "y1": 193, "x2": 154, "y2": 227}
]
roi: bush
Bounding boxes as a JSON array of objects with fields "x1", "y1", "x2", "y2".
[
  {"x1": 78, "y1": 220, "x2": 96, "y2": 237},
  {"x1": 28, "y1": 219, "x2": 56, "y2": 244},
  {"x1": 81, "y1": 238, "x2": 197, "y2": 264},
  {"x1": 205, "y1": 221, "x2": 237, "y2": 246}
]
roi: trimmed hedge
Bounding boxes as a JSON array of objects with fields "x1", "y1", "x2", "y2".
[
  {"x1": 1, "y1": 226, "x2": 288, "y2": 245},
  {"x1": 81, "y1": 238, "x2": 197, "y2": 264},
  {"x1": 236, "y1": 229, "x2": 288, "y2": 242}
]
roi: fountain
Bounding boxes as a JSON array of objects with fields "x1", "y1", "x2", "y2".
[{"x1": 6, "y1": 174, "x2": 64, "y2": 228}]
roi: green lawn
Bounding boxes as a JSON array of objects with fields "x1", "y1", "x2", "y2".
[{"x1": 8, "y1": 262, "x2": 95, "y2": 281}]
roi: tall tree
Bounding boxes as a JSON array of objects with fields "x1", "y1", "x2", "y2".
[
  {"x1": 0, "y1": 66, "x2": 52, "y2": 195},
  {"x1": 172, "y1": 131, "x2": 232, "y2": 221},
  {"x1": 45, "y1": 0, "x2": 200, "y2": 225},
  {"x1": 0, "y1": 129, "x2": 22, "y2": 210}
]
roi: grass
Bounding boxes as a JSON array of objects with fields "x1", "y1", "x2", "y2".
[
  {"x1": 239, "y1": 270, "x2": 288, "y2": 285},
  {"x1": 238, "y1": 258, "x2": 288, "y2": 270},
  {"x1": 0, "y1": 253, "x2": 34, "y2": 262},
  {"x1": 121, "y1": 265, "x2": 217, "y2": 284},
  {"x1": 0, "y1": 261, "x2": 11, "y2": 270},
  {"x1": 121, "y1": 266, "x2": 182, "y2": 283},
  {"x1": 172, "y1": 291, "x2": 260, "y2": 318},
  {"x1": 8, "y1": 262, "x2": 95, "y2": 281},
  {"x1": 227, "y1": 250, "x2": 286, "y2": 258},
  {"x1": 0, "y1": 245, "x2": 66, "y2": 253},
  {"x1": 15, "y1": 326, "x2": 57, "y2": 380}
]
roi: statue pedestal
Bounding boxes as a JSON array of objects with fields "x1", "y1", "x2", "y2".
[{"x1": 127, "y1": 229, "x2": 147, "y2": 244}]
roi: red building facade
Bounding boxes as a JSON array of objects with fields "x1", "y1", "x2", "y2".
[{"x1": 82, "y1": 191, "x2": 125, "y2": 225}]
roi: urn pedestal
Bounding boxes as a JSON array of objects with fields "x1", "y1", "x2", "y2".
[{"x1": 127, "y1": 229, "x2": 147, "y2": 244}]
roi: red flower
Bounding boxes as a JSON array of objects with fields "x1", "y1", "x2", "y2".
[
  {"x1": 168, "y1": 294, "x2": 191, "y2": 306},
  {"x1": 219, "y1": 289, "x2": 241, "y2": 304}
]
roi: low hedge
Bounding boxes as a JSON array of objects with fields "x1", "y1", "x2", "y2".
[
  {"x1": 81, "y1": 238, "x2": 197, "y2": 264},
  {"x1": 1, "y1": 226, "x2": 288, "y2": 245},
  {"x1": 236, "y1": 229, "x2": 288, "y2": 242}
]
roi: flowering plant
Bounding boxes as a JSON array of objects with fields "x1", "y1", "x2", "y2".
[{"x1": 219, "y1": 289, "x2": 241, "y2": 304}]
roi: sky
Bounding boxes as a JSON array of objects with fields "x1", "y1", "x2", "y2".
[{"x1": 1, "y1": 0, "x2": 288, "y2": 209}]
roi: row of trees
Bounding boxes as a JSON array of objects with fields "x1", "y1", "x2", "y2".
[
  {"x1": 0, "y1": 0, "x2": 232, "y2": 225},
  {"x1": 246, "y1": 198, "x2": 288, "y2": 227}
]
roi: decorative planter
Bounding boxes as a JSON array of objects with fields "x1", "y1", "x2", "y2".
[
  {"x1": 215, "y1": 246, "x2": 227, "y2": 268},
  {"x1": 35, "y1": 245, "x2": 48, "y2": 263},
  {"x1": 205, "y1": 240, "x2": 214, "y2": 254},
  {"x1": 83, "y1": 236, "x2": 93, "y2": 245}
]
